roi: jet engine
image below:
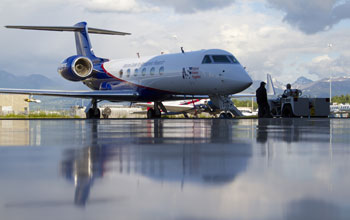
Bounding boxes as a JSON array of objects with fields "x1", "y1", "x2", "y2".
[{"x1": 58, "y1": 56, "x2": 93, "y2": 81}]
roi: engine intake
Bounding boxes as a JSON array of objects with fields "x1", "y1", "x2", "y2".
[{"x1": 58, "y1": 56, "x2": 93, "y2": 81}]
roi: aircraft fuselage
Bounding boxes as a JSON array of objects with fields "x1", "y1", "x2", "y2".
[{"x1": 83, "y1": 49, "x2": 252, "y2": 101}]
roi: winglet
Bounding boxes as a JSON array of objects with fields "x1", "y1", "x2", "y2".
[{"x1": 266, "y1": 74, "x2": 276, "y2": 96}]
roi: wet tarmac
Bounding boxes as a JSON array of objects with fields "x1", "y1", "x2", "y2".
[{"x1": 0, "y1": 118, "x2": 350, "y2": 220}]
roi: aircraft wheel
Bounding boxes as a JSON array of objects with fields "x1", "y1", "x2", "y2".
[
  {"x1": 86, "y1": 108, "x2": 100, "y2": 119},
  {"x1": 219, "y1": 112, "x2": 233, "y2": 119},
  {"x1": 95, "y1": 108, "x2": 101, "y2": 119},
  {"x1": 147, "y1": 109, "x2": 155, "y2": 119},
  {"x1": 86, "y1": 109, "x2": 93, "y2": 119},
  {"x1": 219, "y1": 113, "x2": 227, "y2": 118}
]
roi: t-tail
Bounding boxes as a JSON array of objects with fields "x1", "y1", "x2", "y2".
[
  {"x1": 266, "y1": 74, "x2": 276, "y2": 96},
  {"x1": 5, "y1": 22, "x2": 130, "y2": 81}
]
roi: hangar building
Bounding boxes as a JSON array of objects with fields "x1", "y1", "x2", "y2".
[{"x1": 0, "y1": 94, "x2": 29, "y2": 115}]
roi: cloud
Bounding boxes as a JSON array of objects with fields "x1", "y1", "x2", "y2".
[
  {"x1": 299, "y1": 54, "x2": 350, "y2": 79},
  {"x1": 85, "y1": 0, "x2": 158, "y2": 13},
  {"x1": 266, "y1": 0, "x2": 350, "y2": 34},
  {"x1": 143, "y1": 0, "x2": 235, "y2": 13},
  {"x1": 82, "y1": 0, "x2": 236, "y2": 14}
]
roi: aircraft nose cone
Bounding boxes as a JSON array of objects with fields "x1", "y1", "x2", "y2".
[{"x1": 240, "y1": 70, "x2": 253, "y2": 90}]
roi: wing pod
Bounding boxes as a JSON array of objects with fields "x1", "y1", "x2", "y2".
[{"x1": 58, "y1": 55, "x2": 93, "y2": 81}]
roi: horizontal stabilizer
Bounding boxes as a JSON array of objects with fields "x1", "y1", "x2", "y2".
[{"x1": 5, "y1": 25, "x2": 131, "y2": 35}]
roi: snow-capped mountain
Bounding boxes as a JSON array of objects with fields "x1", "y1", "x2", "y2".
[
  {"x1": 292, "y1": 77, "x2": 313, "y2": 89},
  {"x1": 298, "y1": 76, "x2": 350, "y2": 97}
]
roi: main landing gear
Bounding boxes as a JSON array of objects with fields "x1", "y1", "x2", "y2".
[
  {"x1": 85, "y1": 99, "x2": 101, "y2": 119},
  {"x1": 147, "y1": 102, "x2": 167, "y2": 119},
  {"x1": 209, "y1": 94, "x2": 243, "y2": 118},
  {"x1": 219, "y1": 112, "x2": 233, "y2": 119}
]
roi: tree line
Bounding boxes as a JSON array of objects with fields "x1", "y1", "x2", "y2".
[
  {"x1": 332, "y1": 94, "x2": 350, "y2": 104},
  {"x1": 232, "y1": 99, "x2": 258, "y2": 110}
]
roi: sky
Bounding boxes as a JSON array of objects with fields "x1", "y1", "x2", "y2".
[{"x1": 0, "y1": 0, "x2": 349, "y2": 87}]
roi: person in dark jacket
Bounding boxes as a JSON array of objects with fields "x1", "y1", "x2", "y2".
[
  {"x1": 282, "y1": 83, "x2": 292, "y2": 98},
  {"x1": 256, "y1": 81, "x2": 270, "y2": 118}
]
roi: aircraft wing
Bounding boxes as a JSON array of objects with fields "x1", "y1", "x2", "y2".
[
  {"x1": 231, "y1": 93, "x2": 255, "y2": 98},
  {"x1": 0, "y1": 88, "x2": 139, "y2": 101},
  {"x1": 136, "y1": 103, "x2": 195, "y2": 113}
]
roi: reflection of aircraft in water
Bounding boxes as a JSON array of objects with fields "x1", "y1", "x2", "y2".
[
  {"x1": 61, "y1": 145, "x2": 113, "y2": 206},
  {"x1": 60, "y1": 120, "x2": 252, "y2": 206},
  {"x1": 127, "y1": 143, "x2": 251, "y2": 185},
  {"x1": 61, "y1": 143, "x2": 252, "y2": 206}
]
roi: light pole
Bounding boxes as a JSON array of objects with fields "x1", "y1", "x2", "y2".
[{"x1": 328, "y1": 43, "x2": 333, "y2": 103}]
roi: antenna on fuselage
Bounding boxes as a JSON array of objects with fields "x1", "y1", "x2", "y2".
[{"x1": 181, "y1": 47, "x2": 184, "y2": 53}]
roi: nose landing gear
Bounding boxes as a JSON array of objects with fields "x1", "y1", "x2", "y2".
[{"x1": 209, "y1": 95, "x2": 243, "y2": 118}]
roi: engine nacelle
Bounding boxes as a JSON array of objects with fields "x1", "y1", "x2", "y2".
[{"x1": 58, "y1": 56, "x2": 93, "y2": 81}]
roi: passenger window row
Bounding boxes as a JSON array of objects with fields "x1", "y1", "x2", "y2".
[
  {"x1": 119, "y1": 66, "x2": 165, "y2": 78},
  {"x1": 202, "y1": 55, "x2": 239, "y2": 64}
]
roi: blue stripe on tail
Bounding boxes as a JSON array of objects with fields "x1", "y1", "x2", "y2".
[{"x1": 74, "y1": 22, "x2": 97, "y2": 60}]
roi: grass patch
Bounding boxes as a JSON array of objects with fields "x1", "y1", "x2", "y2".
[{"x1": 1, "y1": 111, "x2": 81, "y2": 119}]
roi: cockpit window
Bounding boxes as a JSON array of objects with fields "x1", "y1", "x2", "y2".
[
  {"x1": 212, "y1": 55, "x2": 231, "y2": 63},
  {"x1": 228, "y1": 55, "x2": 239, "y2": 64},
  {"x1": 202, "y1": 54, "x2": 240, "y2": 64},
  {"x1": 202, "y1": 55, "x2": 212, "y2": 64}
]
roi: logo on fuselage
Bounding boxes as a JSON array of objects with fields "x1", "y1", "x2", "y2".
[{"x1": 182, "y1": 67, "x2": 200, "y2": 79}]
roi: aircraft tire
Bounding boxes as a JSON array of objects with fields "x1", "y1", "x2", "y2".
[
  {"x1": 219, "y1": 112, "x2": 233, "y2": 119},
  {"x1": 147, "y1": 109, "x2": 155, "y2": 119},
  {"x1": 86, "y1": 108, "x2": 101, "y2": 119},
  {"x1": 226, "y1": 113, "x2": 233, "y2": 119},
  {"x1": 94, "y1": 108, "x2": 101, "y2": 119}
]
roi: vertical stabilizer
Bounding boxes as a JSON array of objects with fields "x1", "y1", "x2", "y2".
[
  {"x1": 74, "y1": 22, "x2": 97, "y2": 60},
  {"x1": 266, "y1": 74, "x2": 276, "y2": 96}
]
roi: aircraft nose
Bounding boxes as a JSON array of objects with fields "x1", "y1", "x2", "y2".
[{"x1": 240, "y1": 69, "x2": 253, "y2": 90}]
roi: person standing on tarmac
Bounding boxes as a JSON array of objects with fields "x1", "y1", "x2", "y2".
[
  {"x1": 256, "y1": 81, "x2": 271, "y2": 118},
  {"x1": 282, "y1": 83, "x2": 292, "y2": 98}
]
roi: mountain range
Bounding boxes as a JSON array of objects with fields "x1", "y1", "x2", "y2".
[{"x1": 0, "y1": 70, "x2": 55, "y2": 89}]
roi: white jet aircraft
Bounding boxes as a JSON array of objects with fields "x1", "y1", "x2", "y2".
[{"x1": 0, "y1": 22, "x2": 253, "y2": 118}]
